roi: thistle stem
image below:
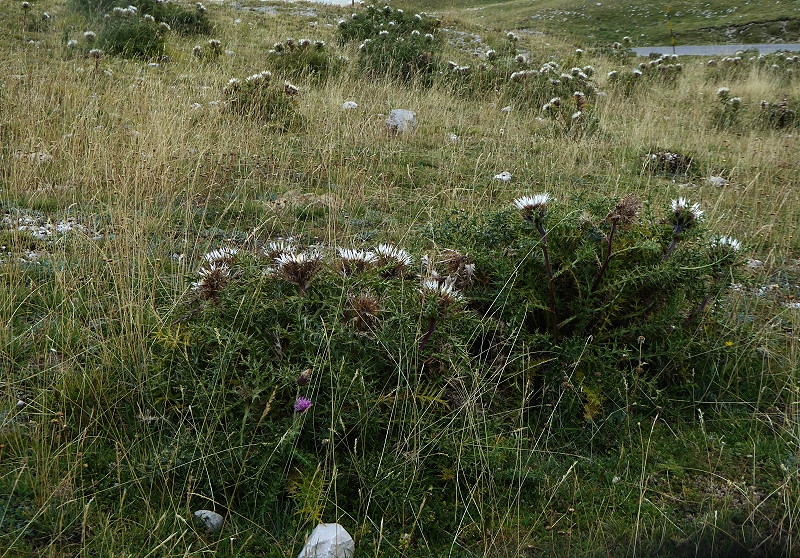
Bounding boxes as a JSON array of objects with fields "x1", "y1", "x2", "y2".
[
  {"x1": 536, "y1": 222, "x2": 559, "y2": 332},
  {"x1": 591, "y1": 220, "x2": 618, "y2": 294},
  {"x1": 419, "y1": 316, "x2": 437, "y2": 351}
]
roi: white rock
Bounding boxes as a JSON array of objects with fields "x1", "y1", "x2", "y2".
[
  {"x1": 386, "y1": 109, "x2": 417, "y2": 134},
  {"x1": 341, "y1": 101, "x2": 358, "y2": 110},
  {"x1": 194, "y1": 510, "x2": 224, "y2": 533},
  {"x1": 709, "y1": 175, "x2": 728, "y2": 187},
  {"x1": 747, "y1": 259, "x2": 764, "y2": 268},
  {"x1": 494, "y1": 171, "x2": 512, "y2": 182},
  {"x1": 500, "y1": 105, "x2": 512, "y2": 112},
  {"x1": 298, "y1": 523, "x2": 354, "y2": 558}
]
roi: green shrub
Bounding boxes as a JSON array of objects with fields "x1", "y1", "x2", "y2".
[
  {"x1": 756, "y1": 97, "x2": 798, "y2": 129},
  {"x1": 99, "y1": 8, "x2": 166, "y2": 59},
  {"x1": 223, "y1": 72, "x2": 305, "y2": 131},
  {"x1": 338, "y1": 4, "x2": 442, "y2": 82},
  {"x1": 136, "y1": 0, "x2": 212, "y2": 35},
  {"x1": 710, "y1": 87, "x2": 743, "y2": 129},
  {"x1": 266, "y1": 38, "x2": 345, "y2": 81},
  {"x1": 149, "y1": 194, "x2": 746, "y2": 541}
]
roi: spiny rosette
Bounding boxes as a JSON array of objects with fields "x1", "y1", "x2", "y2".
[
  {"x1": 419, "y1": 276, "x2": 464, "y2": 308},
  {"x1": 274, "y1": 250, "x2": 324, "y2": 294},
  {"x1": 373, "y1": 243, "x2": 414, "y2": 277},
  {"x1": 336, "y1": 247, "x2": 377, "y2": 275},
  {"x1": 513, "y1": 193, "x2": 550, "y2": 224},
  {"x1": 670, "y1": 197, "x2": 704, "y2": 233},
  {"x1": 191, "y1": 263, "x2": 231, "y2": 301}
]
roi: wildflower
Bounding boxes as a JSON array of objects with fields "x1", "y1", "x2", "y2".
[
  {"x1": 575, "y1": 48, "x2": 583, "y2": 56},
  {"x1": 507, "y1": 32, "x2": 518, "y2": 41},
  {"x1": 420, "y1": 277, "x2": 464, "y2": 307},
  {"x1": 275, "y1": 250, "x2": 324, "y2": 295},
  {"x1": 22, "y1": 1, "x2": 30, "y2": 10},
  {"x1": 514, "y1": 193, "x2": 550, "y2": 224},
  {"x1": 571, "y1": 111, "x2": 583, "y2": 120},
  {"x1": 192, "y1": 263, "x2": 231, "y2": 300},
  {"x1": 159, "y1": 22, "x2": 170, "y2": 31},
  {"x1": 196, "y1": 2, "x2": 206, "y2": 12},
  {"x1": 716, "y1": 87, "x2": 730, "y2": 100},
  {"x1": 632, "y1": 69, "x2": 642, "y2": 77},
  {"x1": 373, "y1": 243, "x2": 413, "y2": 277},
  {"x1": 294, "y1": 397, "x2": 312, "y2": 413},
  {"x1": 83, "y1": 30, "x2": 96, "y2": 42},
  {"x1": 208, "y1": 39, "x2": 221, "y2": 51},
  {"x1": 143, "y1": 13, "x2": 155, "y2": 21},
  {"x1": 424, "y1": 33, "x2": 434, "y2": 41},
  {"x1": 89, "y1": 48, "x2": 104, "y2": 59},
  {"x1": 223, "y1": 77, "x2": 241, "y2": 94},
  {"x1": 204, "y1": 247, "x2": 238, "y2": 266},
  {"x1": 336, "y1": 247, "x2": 377, "y2": 275},
  {"x1": 607, "y1": 70, "x2": 619, "y2": 79},
  {"x1": 192, "y1": 45, "x2": 202, "y2": 57},
  {"x1": 711, "y1": 235, "x2": 741, "y2": 254},
  {"x1": 284, "y1": 81, "x2": 299, "y2": 95},
  {"x1": 66, "y1": 39, "x2": 78, "y2": 48},
  {"x1": 347, "y1": 291, "x2": 381, "y2": 331},
  {"x1": 263, "y1": 238, "x2": 296, "y2": 260},
  {"x1": 605, "y1": 193, "x2": 641, "y2": 226},
  {"x1": 297, "y1": 369, "x2": 312, "y2": 386},
  {"x1": 670, "y1": 197, "x2": 703, "y2": 233}
]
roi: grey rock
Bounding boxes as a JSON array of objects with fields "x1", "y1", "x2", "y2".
[
  {"x1": 386, "y1": 109, "x2": 417, "y2": 134},
  {"x1": 297, "y1": 523, "x2": 354, "y2": 558},
  {"x1": 194, "y1": 510, "x2": 224, "y2": 533}
]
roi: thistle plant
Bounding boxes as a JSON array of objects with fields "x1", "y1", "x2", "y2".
[
  {"x1": 514, "y1": 194, "x2": 559, "y2": 331},
  {"x1": 591, "y1": 193, "x2": 641, "y2": 294},
  {"x1": 664, "y1": 197, "x2": 704, "y2": 259}
]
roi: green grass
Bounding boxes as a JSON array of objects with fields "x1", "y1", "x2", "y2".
[{"x1": 401, "y1": 0, "x2": 800, "y2": 46}]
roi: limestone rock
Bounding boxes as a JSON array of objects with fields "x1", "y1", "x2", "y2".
[
  {"x1": 386, "y1": 109, "x2": 417, "y2": 134},
  {"x1": 297, "y1": 523, "x2": 354, "y2": 558},
  {"x1": 194, "y1": 510, "x2": 224, "y2": 533}
]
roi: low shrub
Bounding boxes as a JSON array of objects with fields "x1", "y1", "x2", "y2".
[
  {"x1": 223, "y1": 72, "x2": 304, "y2": 131},
  {"x1": 338, "y1": 4, "x2": 442, "y2": 82},
  {"x1": 266, "y1": 38, "x2": 345, "y2": 81},
  {"x1": 149, "y1": 194, "x2": 746, "y2": 540}
]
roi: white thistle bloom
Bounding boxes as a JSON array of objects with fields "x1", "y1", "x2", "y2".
[
  {"x1": 514, "y1": 193, "x2": 550, "y2": 213},
  {"x1": 712, "y1": 236, "x2": 741, "y2": 252},
  {"x1": 717, "y1": 87, "x2": 730, "y2": 100},
  {"x1": 204, "y1": 246, "x2": 239, "y2": 265}
]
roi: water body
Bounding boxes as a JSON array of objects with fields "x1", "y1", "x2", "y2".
[{"x1": 633, "y1": 44, "x2": 800, "y2": 57}]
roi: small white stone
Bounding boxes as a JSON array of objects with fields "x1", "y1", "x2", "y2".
[
  {"x1": 709, "y1": 175, "x2": 728, "y2": 187},
  {"x1": 747, "y1": 259, "x2": 764, "y2": 268},
  {"x1": 500, "y1": 105, "x2": 512, "y2": 112},
  {"x1": 194, "y1": 510, "x2": 224, "y2": 533},
  {"x1": 16, "y1": 400, "x2": 26, "y2": 409},
  {"x1": 386, "y1": 109, "x2": 417, "y2": 134},
  {"x1": 341, "y1": 101, "x2": 358, "y2": 110},
  {"x1": 494, "y1": 171, "x2": 512, "y2": 182},
  {"x1": 297, "y1": 523, "x2": 354, "y2": 558}
]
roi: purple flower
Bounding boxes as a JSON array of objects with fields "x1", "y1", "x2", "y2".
[{"x1": 294, "y1": 397, "x2": 312, "y2": 413}]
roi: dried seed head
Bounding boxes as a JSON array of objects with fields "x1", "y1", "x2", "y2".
[
  {"x1": 192, "y1": 263, "x2": 231, "y2": 301},
  {"x1": 606, "y1": 194, "x2": 641, "y2": 227}
]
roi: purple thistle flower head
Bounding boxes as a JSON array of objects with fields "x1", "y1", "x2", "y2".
[{"x1": 294, "y1": 397, "x2": 312, "y2": 413}]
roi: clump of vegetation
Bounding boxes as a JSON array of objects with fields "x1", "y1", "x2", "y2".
[
  {"x1": 756, "y1": 97, "x2": 798, "y2": 129},
  {"x1": 223, "y1": 71, "x2": 304, "y2": 130},
  {"x1": 607, "y1": 54, "x2": 683, "y2": 95},
  {"x1": 642, "y1": 149, "x2": 695, "y2": 177},
  {"x1": 266, "y1": 38, "x2": 345, "y2": 80},
  {"x1": 97, "y1": 6, "x2": 167, "y2": 58},
  {"x1": 710, "y1": 87, "x2": 744, "y2": 129},
  {"x1": 338, "y1": 4, "x2": 442, "y2": 81},
  {"x1": 147, "y1": 193, "x2": 749, "y2": 543}
]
